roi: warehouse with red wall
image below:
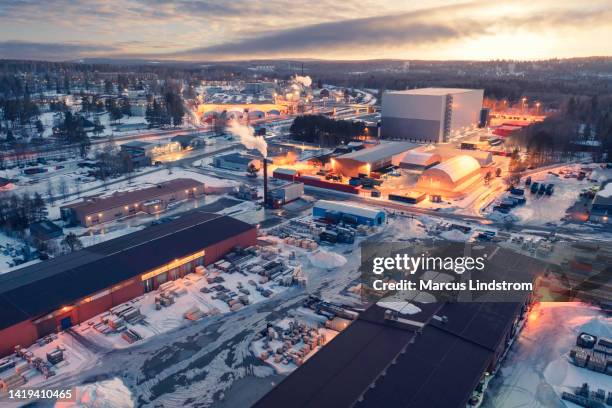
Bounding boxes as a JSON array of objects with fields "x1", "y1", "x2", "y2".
[{"x1": 0, "y1": 211, "x2": 256, "y2": 357}]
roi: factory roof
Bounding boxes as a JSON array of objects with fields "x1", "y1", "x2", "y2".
[
  {"x1": 255, "y1": 246, "x2": 540, "y2": 408},
  {"x1": 121, "y1": 140, "x2": 154, "y2": 148},
  {"x1": 426, "y1": 155, "x2": 481, "y2": 183},
  {"x1": 314, "y1": 200, "x2": 384, "y2": 219},
  {"x1": 336, "y1": 142, "x2": 417, "y2": 164},
  {"x1": 400, "y1": 151, "x2": 441, "y2": 166},
  {"x1": 593, "y1": 182, "x2": 612, "y2": 208},
  {"x1": 0, "y1": 211, "x2": 254, "y2": 330},
  {"x1": 386, "y1": 87, "x2": 483, "y2": 96},
  {"x1": 60, "y1": 178, "x2": 204, "y2": 215},
  {"x1": 217, "y1": 152, "x2": 258, "y2": 165}
]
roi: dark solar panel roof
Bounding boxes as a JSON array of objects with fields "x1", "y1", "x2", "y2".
[{"x1": 0, "y1": 211, "x2": 254, "y2": 330}]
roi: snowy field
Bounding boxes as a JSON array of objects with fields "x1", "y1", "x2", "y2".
[
  {"x1": 486, "y1": 164, "x2": 612, "y2": 226},
  {"x1": 483, "y1": 302, "x2": 612, "y2": 408}
]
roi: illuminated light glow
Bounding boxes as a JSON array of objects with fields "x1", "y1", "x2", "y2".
[{"x1": 140, "y1": 250, "x2": 205, "y2": 281}]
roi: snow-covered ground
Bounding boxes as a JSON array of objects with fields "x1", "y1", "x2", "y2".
[
  {"x1": 483, "y1": 302, "x2": 612, "y2": 408},
  {"x1": 486, "y1": 164, "x2": 611, "y2": 226},
  {"x1": 0, "y1": 234, "x2": 35, "y2": 273},
  {"x1": 56, "y1": 377, "x2": 134, "y2": 408},
  {"x1": 76, "y1": 261, "x2": 292, "y2": 350}
]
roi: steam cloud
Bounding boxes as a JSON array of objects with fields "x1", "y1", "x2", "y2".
[
  {"x1": 226, "y1": 120, "x2": 268, "y2": 157},
  {"x1": 293, "y1": 75, "x2": 312, "y2": 87}
]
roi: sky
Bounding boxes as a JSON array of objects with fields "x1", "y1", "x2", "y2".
[{"x1": 0, "y1": 0, "x2": 610, "y2": 61}]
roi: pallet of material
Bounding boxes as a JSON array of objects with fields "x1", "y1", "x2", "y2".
[
  {"x1": 184, "y1": 307, "x2": 205, "y2": 321},
  {"x1": 110, "y1": 304, "x2": 132, "y2": 316},
  {"x1": 186, "y1": 274, "x2": 202, "y2": 283},
  {"x1": 160, "y1": 296, "x2": 174, "y2": 307},
  {"x1": 159, "y1": 281, "x2": 176, "y2": 292},
  {"x1": 0, "y1": 372, "x2": 26, "y2": 391},
  {"x1": 46, "y1": 349, "x2": 64, "y2": 365},
  {"x1": 14, "y1": 361, "x2": 29, "y2": 375},
  {"x1": 587, "y1": 352, "x2": 608, "y2": 373},
  {"x1": 0, "y1": 360, "x2": 16, "y2": 374},
  {"x1": 120, "y1": 329, "x2": 142, "y2": 344},
  {"x1": 107, "y1": 316, "x2": 125, "y2": 330},
  {"x1": 170, "y1": 287, "x2": 188, "y2": 297},
  {"x1": 593, "y1": 344, "x2": 612, "y2": 356}
]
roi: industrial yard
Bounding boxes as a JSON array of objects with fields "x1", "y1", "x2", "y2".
[{"x1": 0, "y1": 42, "x2": 611, "y2": 408}]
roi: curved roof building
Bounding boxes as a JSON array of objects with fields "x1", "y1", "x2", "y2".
[{"x1": 417, "y1": 155, "x2": 481, "y2": 196}]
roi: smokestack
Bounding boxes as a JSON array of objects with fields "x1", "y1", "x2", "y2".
[{"x1": 263, "y1": 158, "x2": 268, "y2": 207}]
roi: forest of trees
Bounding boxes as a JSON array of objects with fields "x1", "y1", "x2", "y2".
[
  {"x1": 290, "y1": 115, "x2": 366, "y2": 146},
  {"x1": 0, "y1": 192, "x2": 47, "y2": 233},
  {"x1": 508, "y1": 95, "x2": 612, "y2": 164}
]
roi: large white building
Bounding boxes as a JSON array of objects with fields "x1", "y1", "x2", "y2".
[
  {"x1": 381, "y1": 88, "x2": 484, "y2": 143},
  {"x1": 331, "y1": 142, "x2": 416, "y2": 177}
]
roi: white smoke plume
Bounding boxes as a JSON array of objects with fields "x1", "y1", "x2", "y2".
[
  {"x1": 226, "y1": 120, "x2": 268, "y2": 157},
  {"x1": 293, "y1": 75, "x2": 312, "y2": 88}
]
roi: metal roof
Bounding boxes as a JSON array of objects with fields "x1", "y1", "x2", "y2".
[
  {"x1": 121, "y1": 140, "x2": 154, "y2": 148},
  {"x1": 254, "y1": 247, "x2": 541, "y2": 408},
  {"x1": 400, "y1": 151, "x2": 441, "y2": 166},
  {"x1": 593, "y1": 182, "x2": 612, "y2": 207},
  {"x1": 217, "y1": 152, "x2": 257, "y2": 165},
  {"x1": 314, "y1": 200, "x2": 384, "y2": 220},
  {"x1": 336, "y1": 142, "x2": 416, "y2": 164},
  {"x1": 425, "y1": 155, "x2": 481, "y2": 183},
  {"x1": 0, "y1": 211, "x2": 254, "y2": 331},
  {"x1": 61, "y1": 178, "x2": 203, "y2": 215},
  {"x1": 386, "y1": 87, "x2": 482, "y2": 96}
]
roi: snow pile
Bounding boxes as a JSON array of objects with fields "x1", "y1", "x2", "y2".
[
  {"x1": 376, "y1": 300, "x2": 421, "y2": 315},
  {"x1": 440, "y1": 229, "x2": 471, "y2": 242},
  {"x1": 488, "y1": 211, "x2": 519, "y2": 224},
  {"x1": 56, "y1": 378, "x2": 134, "y2": 408},
  {"x1": 309, "y1": 250, "x2": 347, "y2": 269},
  {"x1": 590, "y1": 166, "x2": 612, "y2": 183},
  {"x1": 596, "y1": 182, "x2": 612, "y2": 198}
]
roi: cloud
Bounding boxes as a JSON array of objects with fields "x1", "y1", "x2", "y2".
[
  {"x1": 0, "y1": 0, "x2": 610, "y2": 61},
  {"x1": 160, "y1": 1, "x2": 612, "y2": 60},
  {"x1": 167, "y1": 3, "x2": 486, "y2": 59},
  {"x1": 0, "y1": 41, "x2": 120, "y2": 60}
]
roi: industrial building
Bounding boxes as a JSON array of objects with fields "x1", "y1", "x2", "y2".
[
  {"x1": 589, "y1": 182, "x2": 612, "y2": 223},
  {"x1": 254, "y1": 247, "x2": 541, "y2": 408},
  {"x1": 29, "y1": 220, "x2": 63, "y2": 242},
  {"x1": 436, "y1": 146, "x2": 494, "y2": 167},
  {"x1": 331, "y1": 142, "x2": 416, "y2": 178},
  {"x1": 313, "y1": 200, "x2": 386, "y2": 226},
  {"x1": 60, "y1": 178, "x2": 205, "y2": 227},
  {"x1": 399, "y1": 151, "x2": 441, "y2": 170},
  {"x1": 120, "y1": 140, "x2": 181, "y2": 166},
  {"x1": 0, "y1": 211, "x2": 256, "y2": 357},
  {"x1": 213, "y1": 152, "x2": 262, "y2": 172},
  {"x1": 381, "y1": 88, "x2": 484, "y2": 143},
  {"x1": 267, "y1": 182, "x2": 304, "y2": 208},
  {"x1": 417, "y1": 155, "x2": 482, "y2": 196}
]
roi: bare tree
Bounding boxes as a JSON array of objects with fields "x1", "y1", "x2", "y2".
[
  {"x1": 61, "y1": 232, "x2": 83, "y2": 253},
  {"x1": 45, "y1": 179, "x2": 55, "y2": 204},
  {"x1": 74, "y1": 178, "x2": 82, "y2": 198},
  {"x1": 58, "y1": 177, "x2": 69, "y2": 201}
]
